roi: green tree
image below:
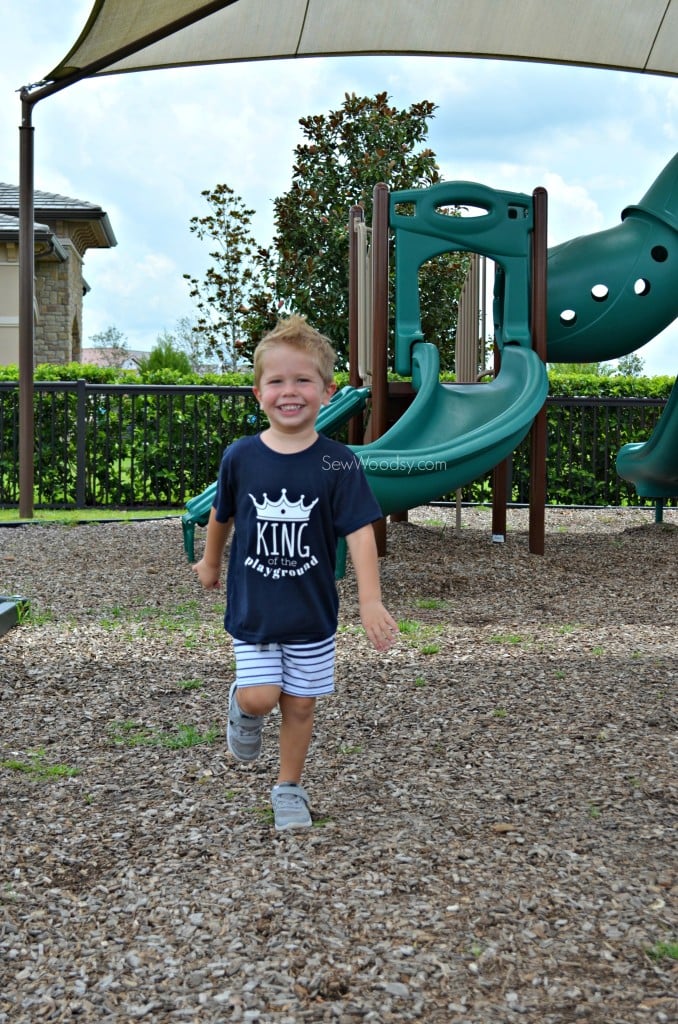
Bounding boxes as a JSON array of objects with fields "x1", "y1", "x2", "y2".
[
  {"x1": 89, "y1": 326, "x2": 130, "y2": 368},
  {"x1": 272, "y1": 92, "x2": 469, "y2": 368},
  {"x1": 614, "y1": 352, "x2": 645, "y2": 377},
  {"x1": 158, "y1": 317, "x2": 213, "y2": 373},
  {"x1": 183, "y1": 185, "x2": 277, "y2": 370},
  {"x1": 548, "y1": 361, "x2": 607, "y2": 376},
  {"x1": 137, "y1": 333, "x2": 193, "y2": 375}
]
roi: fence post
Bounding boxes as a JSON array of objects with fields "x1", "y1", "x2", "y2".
[{"x1": 76, "y1": 379, "x2": 87, "y2": 509}]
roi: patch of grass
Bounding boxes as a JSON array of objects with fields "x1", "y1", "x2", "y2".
[
  {"x1": 1, "y1": 748, "x2": 78, "y2": 780},
  {"x1": 108, "y1": 720, "x2": 156, "y2": 747},
  {"x1": 398, "y1": 618, "x2": 444, "y2": 653},
  {"x1": 414, "y1": 676, "x2": 427, "y2": 687},
  {"x1": 587, "y1": 802, "x2": 601, "y2": 819},
  {"x1": 108, "y1": 720, "x2": 218, "y2": 749},
  {"x1": 340, "y1": 743, "x2": 363, "y2": 755},
  {"x1": 178, "y1": 678, "x2": 203, "y2": 692},
  {"x1": 422, "y1": 518, "x2": 445, "y2": 528},
  {"x1": 253, "y1": 805, "x2": 274, "y2": 825},
  {"x1": 160, "y1": 724, "x2": 219, "y2": 749},
  {"x1": 489, "y1": 633, "x2": 525, "y2": 645},
  {"x1": 14, "y1": 604, "x2": 52, "y2": 627},
  {"x1": 99, "y1": 599, "x2": 208, "y2": 641},
  {"x1": 493, "y1": 707, "x2": 508, "y2": 719},
  {"x1": 0, "y1": 508, "x2": 179, "y2": 524},
  {"x1": 415, "y1": 598, "x2": 446, "y2": 610},
  {"x1": 646, "y1": 940, "x2": 678, "y2": 962}
]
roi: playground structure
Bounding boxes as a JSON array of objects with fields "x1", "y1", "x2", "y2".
[
  {"x1": 0, "y1": 595, "x2": 28, "y2": 638},
  {"x1": 346, "y1": 157, "x2": 678, "y2": 523},
  {"x1": 182, "y1": 153, "x2": 678, "y2": 557}
]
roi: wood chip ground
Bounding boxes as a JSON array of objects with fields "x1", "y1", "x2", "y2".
[{"x1": 1, "y1": 506, "x2": 676, "y2": 1023}]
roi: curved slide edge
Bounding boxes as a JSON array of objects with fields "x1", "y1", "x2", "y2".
[
  {"x1": 616, "y1": 378, "x2": 678, "y2": 499},
  {"x1": 351, "y1": 342, "x2": 549, "y2": 517}
]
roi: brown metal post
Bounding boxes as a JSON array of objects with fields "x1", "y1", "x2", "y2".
[
  {"x1": 491, "y1": 342, "x2": 508, "y2": 542},
  {"x1": 370, "y1": 183, "x2": 389, "y2": 442},
  {"x1": 347, "y1": 205, "x2": 364, "y2": 446},
  {"x1": 348, "y1": 205, "x2": 363, "y2": 387},
  {"x1": 529, "y1": 187, "x2": 548, "y2": 556},
  {"x1": 18, "y1": 94, "x2": 35, "y2": 519},
  {"x1": 370, "y1": 183, "x2": 389, "y2": 554}
]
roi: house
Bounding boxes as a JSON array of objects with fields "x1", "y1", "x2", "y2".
[
  {"x1": 79, "y1": 347, "x2": 145, "y2": 370},
  {"x1": 0, "y1": 185, "x2": 117, "y2": 366}
]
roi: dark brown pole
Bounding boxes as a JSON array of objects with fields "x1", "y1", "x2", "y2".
[
  {"x1": 529, "y1": 186, "x2": 548, "y2": 556},
  {"x1": 370, "y1": 183, "x2": 389, "y2": 554},
  {"x1": 370, "y1": 183, "x2": 389, "y2": 441},
  {"x1": 18, "y1": 94, "x2": 35, "y2": 519},
  {"x1": 347, "y1": 205, "x2": 364, "y2": 446},
  {"x1": 491, "y1": 342, "x2": 507, "y2": 541}
]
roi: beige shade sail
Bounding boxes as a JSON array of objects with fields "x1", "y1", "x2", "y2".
[{"x1": 43, "y1": 0, "x2": 678, "y2": 87}]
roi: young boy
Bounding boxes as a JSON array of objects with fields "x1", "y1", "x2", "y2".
[{"x1": 193, "y1": 315, "x2": 398, "y2": 831}]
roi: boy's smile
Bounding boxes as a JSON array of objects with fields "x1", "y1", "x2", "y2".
[{"x1": 253, "y1": 344, "x2": 336, "y2": 440}]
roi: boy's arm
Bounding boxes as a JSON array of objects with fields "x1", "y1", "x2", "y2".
[
  {"x1": 346, "y1": 523, "x2": 399, "y2": 652},
  {"x1": 192, "y1": 506, "x2": 233, "y2": 589}
]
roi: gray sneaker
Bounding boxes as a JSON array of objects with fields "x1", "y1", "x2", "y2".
[
  {"x1": 227, "y1": 682, "x2": 264, "y2": 762},
  {"x1": 271, "y1": 783, "x2": 312, "y2": 831}
]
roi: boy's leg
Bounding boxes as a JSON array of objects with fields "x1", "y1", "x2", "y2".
[
  {"x1": 270, "y1": 638, "x2": 335, "y2": 831},
  {"x1": 277, "y1": 693, "x2": 316, "y2": 784},
  {"x1": 272, "y1": 695, "x2": 315, "y2": 829},
  {"x1": 229, "y1": 642, "x2": 284, "y2": 762}
]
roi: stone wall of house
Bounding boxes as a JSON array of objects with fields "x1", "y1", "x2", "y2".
[{"x1": 34, "y1": 240, "x2": 83, "y2": 364}]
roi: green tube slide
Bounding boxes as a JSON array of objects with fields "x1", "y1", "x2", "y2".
[
  {"x1": 351, "y1": 341, "x2": 549, "y2": 517},
  {"x1": 616, "y1": 377, "x2": 678, "y2": 498}
]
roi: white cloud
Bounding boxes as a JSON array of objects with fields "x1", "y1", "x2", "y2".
[{"x1": 0, "y1": 2, "x2": 676, "y2": 373}]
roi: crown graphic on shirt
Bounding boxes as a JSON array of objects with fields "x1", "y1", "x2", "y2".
[{"x1": 249, "y1": 489, "x2": 319, "y2": 522}]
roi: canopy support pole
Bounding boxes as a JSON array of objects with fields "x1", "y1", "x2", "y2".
[{"x1": 18, "y1": 93, "x2": 35, "y2": 518}]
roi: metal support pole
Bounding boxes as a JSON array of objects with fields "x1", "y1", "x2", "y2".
[
  {"x1": 491, "y1": 342, "x2": 507, "y2": 543},
  {"x1": 529, "y1": 187, "x2": 548, "y2": 556},
  {"x1": 370, "y1": 183, "x2": 389, "y2": 555},
  {"x1": 18, "y1": 94, "x2": 35, "y2": 519},
  {"x1": 347, "y1": 206, "x2": 364, "y2": 446}
]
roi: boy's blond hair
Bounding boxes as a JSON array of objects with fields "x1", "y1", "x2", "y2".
[{"x1": 253, "y1": 314, "x2": 336, "y2": 387}]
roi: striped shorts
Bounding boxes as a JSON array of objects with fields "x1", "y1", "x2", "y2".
[{"x1": 232, "y1": 636, "x2": 336, "y2": 698}]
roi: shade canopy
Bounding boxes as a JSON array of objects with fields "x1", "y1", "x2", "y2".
[{"x1": 42, "y1": 0, "x2": 678, "y2": 89}]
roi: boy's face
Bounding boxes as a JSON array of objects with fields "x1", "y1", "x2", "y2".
[{"x1": 253, "y1": 343, "x2": 336, "y2": 436}]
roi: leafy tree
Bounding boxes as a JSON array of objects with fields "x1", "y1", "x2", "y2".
[
  {"x1": 157, "y1": 318, "x2": 213, "y2": 373},
  {"x1": 183, "y1": 185, "x2": 278, "y2": 370},
  {"x1": 89, "y1": 326, "x2": 130, "y2": 368},
  {"x1": 137, "y1": 333, "x2": 193, "y2": 375},
  {"x1": 548, "y1": 361, "x2": 608, "y2": 376},
  {"x1": 272, "y1": 92, "x2": 470, "y2": 368},
  {"x1": 614, "y1": 352, "x2": 645, "y2": 377}
]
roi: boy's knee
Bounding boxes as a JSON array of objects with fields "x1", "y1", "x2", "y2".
[
  {"x1": 236, "y1": 684, "x2": 280, "y2": 717},
  {"x1": 281, "y1": 695, "x2": 316, "y2": 721}
]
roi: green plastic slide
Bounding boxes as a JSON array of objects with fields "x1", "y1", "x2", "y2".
[
  {"x1": 350, "y1": 341, "x2": 549, "y2": 517},
  {"x1": 616, "y1": 377, "x2": 678, "y2": 499}
]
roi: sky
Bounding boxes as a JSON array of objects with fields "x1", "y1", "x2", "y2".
[{"x1": 1, "y1": 1, "x2": 677, "y2": 376}]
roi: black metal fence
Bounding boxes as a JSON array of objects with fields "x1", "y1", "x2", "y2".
[{"x1": 0, "y1": 380, "x2": 672, "y2": 509}]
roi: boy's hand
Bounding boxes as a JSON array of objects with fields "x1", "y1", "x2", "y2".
[
  {"x1": 192, "y1": 558, "x2": 222, "y2": 590},
  {"x1": 360, "y1": 600, "x2": 399, "y2": 652}
]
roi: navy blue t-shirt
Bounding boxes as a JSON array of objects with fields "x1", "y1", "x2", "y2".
[{"x1": 213, "y1": 433, "x2": 382, "y2": 644}]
